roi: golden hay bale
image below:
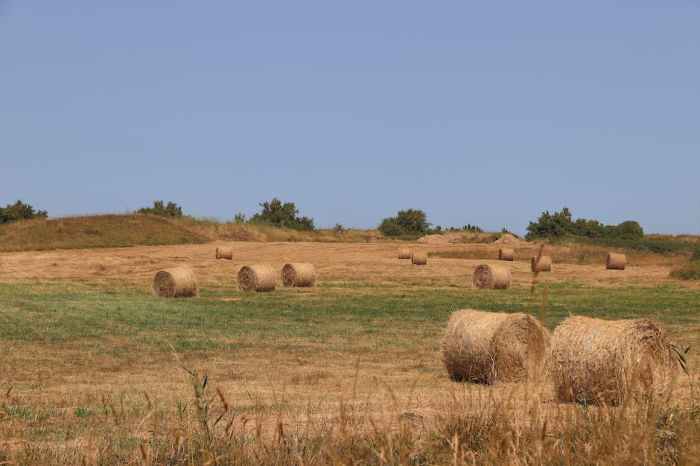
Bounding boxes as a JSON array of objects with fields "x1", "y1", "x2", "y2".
[
  {"x1": 238, "y1": 264, "x2": 277, "y2": 292},
  {"x1": 282, "y1": 263, "x2": 316, "y2": 287},
  {"x1": 152, "y1": 267, "x2": 198, "y2": 298},
  {"x1": 442, "y1": 309, "x2": 550, "y2": 384},
  {"x1": 549, "y1": 316, "x2": 678, "y2": 405},
  {"x1": 607, "y1": 252, "x2": 627, "y2": 270},
  {"x1": 412, "y1": 251, "x2": 428, "y2": 265},
  {"x1": 215, "y1": 247, "x2": 233, "y2": 260},
  {"x1": 498, "y1": 248, "x2": 515, "y2": 261},
  {"x1": 398, "y1": 247, "x2": 412, "y2": 260},
  {"x1": 473, "y1": 264, "x2": 511, "y2": 289},
  {"x1": 531, "y1": 255, "x2": 552, "y2": 272}
]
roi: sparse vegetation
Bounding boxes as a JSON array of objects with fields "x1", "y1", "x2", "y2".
[
  {"x1": 137, "y1": 200, "x2": 184, "y2": 217},
  {"x1": 0, "y1": 200, "x2": 47, "y2": 224},
  {"x1": 670, "y1": 247, "x2": 700, "y2": 280}
]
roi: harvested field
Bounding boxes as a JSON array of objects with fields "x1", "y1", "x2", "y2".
[
  {"x1": 0, "y1": 240, "x2": 699, "y2": 463},
  {"x1": 0, "y1": 241, "x2": 690, "y2": 289}
]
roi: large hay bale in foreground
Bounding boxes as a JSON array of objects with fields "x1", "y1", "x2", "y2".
[
  {"x1": 549, "y1": 316, "x2": 678, "y2": 405},
  {"x1": 442, "y1": 309, "x2": 550, "y2": 384},
  {"x1": 215, "y1": 247, "x2": 233, "y2": 260},
  {"x1": 498, "y1": 248, "x2": 514, "y2": 261},
  {"x1": 607, "y1": 252, "x2": 627, "y2": 270},
  {"x1": 473, "y1": 264, "x2": 511, "y2": 289},
  {"x1": 152, "y1": 267, "x2": 198, "y2": 298},
  {"x1": 412, "y1": 251, "x2": 428, "y2": 265},
  {"x1": 398, "y1": 247, "x2": 411, "y2": 260},
  {"x1": 238, "y1": 265, "x2": 277, "y2": 292},
  {"x1": 282, "y1": 263, "x2": 316, "y2": 287},
  {"x1": 531, "y1": 255, "x2": 552, "y2": 272}
]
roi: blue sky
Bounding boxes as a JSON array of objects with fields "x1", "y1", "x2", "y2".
[{"x1": 1, "y1": 1, "x2": 698, "y2": 234}]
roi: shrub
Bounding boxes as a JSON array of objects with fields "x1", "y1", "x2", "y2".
[
  {"x1": 233, "y1": 212, "x2": 247, "y2": 224},
  {"x1": 378, "y1": 209, "x2": 430, "y2": 237},
  {"x1": 0, "y1": 200, "x2": 48, "y2": 224},
  {"x1": 138, "y1": 200, "x2": 183, "y2": 218},
  {"x1": 249, "y1": 198, "x2": 315, "y2": 231},
  {"x1": 526, "y1": 207, "x2": 644, "y2": 241}
]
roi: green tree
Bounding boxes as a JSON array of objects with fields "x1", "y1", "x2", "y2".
[
  {"x1": 526, "y1": 207, "x2": 644, "y2": 241},
  {"x1": 137, "y1": 200, "x2": 183, "y2": 217},
  {"x1": 378, "y1": 209, "x2": 430, "y2": 237},
  {"x1": 613, "y1": 221, "x2": 644, "y2": 240},
  {"x1": 0, "y1": 200, "x2": 48, "y2": 224},
  {"x1": 249, "y1": 198, "x2": 315, "y2": 230}
]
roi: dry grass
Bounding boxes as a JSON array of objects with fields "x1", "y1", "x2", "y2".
[
  {"x1": 174, "y1": 217, "x2": 379, "y2": 243},
  {"x1": 0, "y1": 215, "x2": 208, "y2": 252},
  {"x1": 1, "y1": 238, "x2": 700, "y2": 464},
  {"x1": 0, "y1": 240, "x2": 694, "y2": 290}
]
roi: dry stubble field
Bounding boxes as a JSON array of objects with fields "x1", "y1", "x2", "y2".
[{"x1": 1, "y1": 240, "x2": 699, "y2": 464}]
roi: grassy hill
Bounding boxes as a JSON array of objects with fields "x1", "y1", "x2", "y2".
[
  {"x1": 0, "y1": 214, "x2": 381, "y2": 252},
  {"x1": 0, "y1": 214, "x2": 208, "y2": 252}
]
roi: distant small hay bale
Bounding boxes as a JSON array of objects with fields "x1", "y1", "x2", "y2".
[
  {"x1": 282, "y1": 263, "x2": 316, "y2": 287},
  {"x1": 473, "y1": 264, "x2": 511, "y2": 289},
  {"x1": 442, "y1": 309, "x2": 550, "y2": 384},
  {"x1": 152, "y1": 266, "x2": 198, "y2": 298},
  {"x1": 215, "y1": 247, "x2": 233, "y2": 260},
  {"x1": 498, "y1": 248, "x2": 515, "y2": 261},
  {"x1": 607, "y1": 252, "x2": 627, "y2": 270},
  {"x1": 398, "y1": 247, "x2": 411, "y2": 260},
  {"x1": 238, "y1": 264, "x2": 277, "y2": 292},
  {"x1": 531, "y1": 255, "x2": 552, "y2": 272},
  {"x1": 549, "y1": 316, "x2": 678, "y2": 405},
  {"x1": 412, "y1": 251, "x2": 428, "y2": 265}
]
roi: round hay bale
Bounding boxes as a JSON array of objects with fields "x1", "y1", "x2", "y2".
[
  {"x1": 215, "y1": 247, "x2": 233, "y2": 260},
  {"x1": 607, "y1": 252, "x2": 627, "y2": 270},
  {"x1": 282, "y1": 263, "x2": 316, "y2": 287},
  {"x1": 549, "y1": 316, "x2": 678, "y2": 405},
  {"x1": 398, "y1": 247, "x2": 411, "y2": 260},
  {"x1": 238, "y1": 264, "x2": 277, "y2": 292},
  {"x1": 498, "y1": 248, "x2": 515, "y2": 261},
  {"x1": 152, "y1": 267, "x2": 198, "y2": 298},
  {"x1": 531, "y1": 255, "x2": 552, "y2": 272},
  {"x1": 412, "y1": 251, "x2": 428, "y2": 265},
  {"x1": 472, "y1": 264, "x2": 511, "y2": 289},
  {"x1": 442, "y1": 309, "x2": 550, "y2": 384}
]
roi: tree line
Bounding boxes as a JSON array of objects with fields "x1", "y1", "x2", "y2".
[{"x1": 0, "y1": 199, "x2": 646, "y2": 241}]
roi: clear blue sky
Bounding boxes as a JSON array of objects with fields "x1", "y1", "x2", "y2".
[{"x1": 1, "y1": 1, "x2": 698, "y2": 234}]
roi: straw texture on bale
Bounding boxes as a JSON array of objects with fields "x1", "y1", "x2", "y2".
[
  {"x1": 607, "y1": 252, "x2": 627, "y2": 270},
  {"x1": 472, "y1": 264, "x2": 511, "y2": 289},
  {"x1": 531, "y1": 255, "x2": 552, "y2": 272},
  {"x1": 442, "y1": 309, "x2": 550, "y2": 384},
  {"x1": 282, "y1": 263, "x2": 316, "y2": 287},
  {"x1": 398, "y1": 248, "x2": 411, "y2": 260},
  {"x1": 412, "y1": 251, "x2": 428, "y2": 265},
  {"x1": 152, "y1": 267, "x2": 198, "y2": 298},
  {"x1": 549, "y1": 316, "x2": 677, "y2": 405},
  {"x1": 215, "y1": 247, "x2": 233, "y2": 260},
  {"x1": 238, "y1": 264, "x2": 277, "y2": 292},
  {"x1": 498, "y1": 248, "x2": 515, "y2": 261}
]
